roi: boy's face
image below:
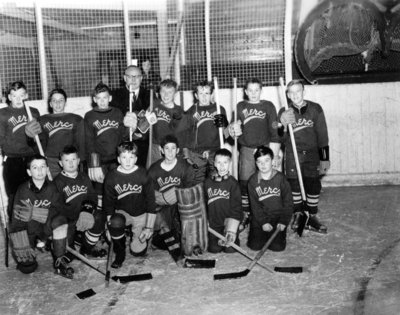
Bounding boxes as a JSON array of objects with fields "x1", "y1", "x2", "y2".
[
  {"x1": 195, "y1": 86, "x2": 212, "y2": 106},
  {"x1": 245, "y1": 83, "x2": 262, "y2": 103},
  {"x1": 160, "y1": 86, "x2": 176, "y2": 106},
  {"x1": 256, "y1": 154, "x2": 273, "y2": 175},
  {"x1": 214, "y1": 154, "x2": 231, "y2": 177},
  {"x1": 287, "y1": 84, "x2": 305, "y2": 106},
  {"x1": 93, "y1": 91, "x2": 111, "y2": 110},
  {"x1": 50, "y1": 93, "x2": 66, "y2": 113},
  {"x1": 118, "y1": 151, "x2": 137, "y2": 171},
  {"x1": 161, "y1": 143, "x2": 179, "y2": 162},
  {"x1": 59, "y1": 153, "x2": 80, "y2": 174},
  {"x1": 8, "y1": 88, "x2": 28, "y2": 108},
  {"x1": 124, "y1": 67, "x2": 142, "y2": 90},
  {"x1": 27, "y1": 159, "x2": 48, "y2": 181}
]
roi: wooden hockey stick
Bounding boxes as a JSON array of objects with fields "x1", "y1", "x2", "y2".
[
  {"x1": 0, "y1": 163, "x2": 9, "y2": 267},
  {"x1": 128, "y1": 85, "x2": 134, "y2": 141},
  {"x1": 23, "y1": 101, "x2": 52, "y2": 180},
  {"x1": 214, "y1": 229, "x2": 280, "y2": 280},
  {"x1": 232, "y1": 77, "x2": 239, "y2": 180},
  {"x1": 278, "y1": 78, "x2": 308, "y2": 236},
  {"x1": 146, "y1": 87, "x2": 154, "y2": 169},
  {"x1": 213, "y1": 77, "x2": 224, "y2": 148},
  {"x1": 165, "y1": 12, "x2": 184, "y2": 78},
  {"x1": 105, "y1": 241, "x2": 113, "y2": 288}
]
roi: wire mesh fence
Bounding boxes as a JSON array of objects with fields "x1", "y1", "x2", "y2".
[{"x1": 0, "y1": 0, "x2": 288, "y2": 100}]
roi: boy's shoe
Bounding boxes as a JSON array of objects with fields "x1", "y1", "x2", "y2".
[
  {"x1": 305, "y1": 214, "x2": 327, "y2": 234},
  {"x1": 54, "y1": 256, "x2": 74, "y2": 279}
]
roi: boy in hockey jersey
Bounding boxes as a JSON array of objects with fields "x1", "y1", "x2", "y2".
[
  {"x1": 0, "y1": 81, "x2": 41, "y2": 218},
  {"x1": 53, "y1": 145, "x2": 106, "y2": 259},
  {"x1": 103, "y1": 141, "x2": 156, "y2": 268},
  {"x1": 25, "y1": 88, "x2": 85, "y2": 178},
  {"x1": 148, "y1": 134, "x2": 195, "y2": 260},
  {"x1": 279, "y1": 80, "x2": 329, "y2": 234},
  {"x1": 228, "y1": 78, "x2": 281, "y2": 232},
  {"x1": 9, "y1": 155, "x2": 74, "y2": 278},
  {"x1": 204, "y1": 148, "x2": 242, "y2": 253},
  {"x1": 247, "y1": 146, "x2": 292, "y2": 252},
  {"x1": 182, "y1": 80, "x2": 228, "y2": 183}
]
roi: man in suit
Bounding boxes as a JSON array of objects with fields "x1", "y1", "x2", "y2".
[{"x1": 111, "y1": 65, "x2": 151, "y2": 167}]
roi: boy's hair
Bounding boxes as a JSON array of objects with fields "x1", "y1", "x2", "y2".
[
  {"x1": 7, "y1": 81, "x2": 27, "y2": 104},
  {"x1": 27, "y1": 154, "x2": 47, "y2": 169},
  {"x1": 117, "y1": 141, "x2": 138, "y2": 155},
  {"x1": 244, "y1": 77, "x2": 262, "y2": 90},
  {"x1": 93, "y1": 82, "x2": 111, "y2": 96},
  {"x1": 59, "y1": 145, "x2": 78, "y2": 160},
  {"x1": 254, "y1": 146, "x2": 274, "y2": 161},
  {"x1": 193, "y1": 80, "x2": 214, "y2": 95},
  {"x1": 215, "y1": 148, "x2": 232, "y2": 159},
  {"x1": 287, "y1": 79, "x2": 305, "y2": 90},
  {"x1": 161, "y1": 134, "x2": 179, "y2": 148},
  {"x1": 159, "y1": 79, "x2": 178, "y2": 91}
]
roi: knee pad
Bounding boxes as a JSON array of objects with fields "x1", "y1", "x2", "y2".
[{"x1": 108, "y1": 213, "x2": 126, "y2": 237}]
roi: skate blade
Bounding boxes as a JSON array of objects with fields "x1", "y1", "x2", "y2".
[{"x1": 305, "y1": 225, "x2": 328, "y2": 234}]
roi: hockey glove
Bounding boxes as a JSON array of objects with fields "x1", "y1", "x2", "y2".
[
  {"x1": 213, "y1": 114, "x2": 228, "y2": 128},
  {"x1": 10, "y1": 230, "x2": 36, "y2": 263},
  {"x1": 76, "y1": 211, "x2": 95, "y2": 232},
  {"x1": 123, "y1": 112, "x2": 138, "y2": 130},
  {"x1": 280, "y1": 108, "x2": 296, "y2": 128},
  {"x1": 228, "y1": 121, "x2": 242, "y2": 137},
  {"x1": 221, "y1": 218, "x2": 240, "y2": 246},
  {"x1": 25, "y1": 119, "x2": 42, "y2": 138},
  {"x1": 319, "y1": 146, "x2": 330, "y2": 175},
  {"x1": 262, "y1": 223, "x2": 273, "y2": 232},
  {"x1": 139, "y1": 213, "x2": 156, "y2": 243},
  {"x1": 277, "y1": 223, "x2": 286, "y2": 231},
  {"x1": 88, "y1": 153, "x2": 104, "y2": 183},
  {"x1": 14, "y1": 200, "x2": 49, "y2": 223}
]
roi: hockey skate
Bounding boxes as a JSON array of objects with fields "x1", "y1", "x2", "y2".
[
  {"x1": 305, "y1": 214, "x2": 327, "y2": 234},
  {"x1": 54, "y1": 256, "x2": 74, "y2": 279},
  {"x1": 80, "y1": 244, "x2": 107, "y2": 260}
]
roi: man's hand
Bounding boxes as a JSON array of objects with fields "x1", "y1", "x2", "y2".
[{"x1": 123, "y1": 112, "x2": 138, "y2": 130}]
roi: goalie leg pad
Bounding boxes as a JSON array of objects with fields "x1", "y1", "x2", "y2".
[
  {"x1": 129, "y1": 213, "x2": 147, "y2": 256},
  {"x1": 10, "y1": 230, "x2": 37, "y2": 272},
  {"x1": 176, "y1": 184, "x2": 208, "y2": 256}
]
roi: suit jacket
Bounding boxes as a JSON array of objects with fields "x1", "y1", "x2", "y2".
[{"x1": 111, "y1": 86, "x2": 150, "y2": 115}]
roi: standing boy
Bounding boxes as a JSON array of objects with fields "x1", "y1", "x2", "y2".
[
  {"x1": 204, "y1": 148, "x2": 242, "y2": 253},
  {"x1": 247, "y1": 146, "x2": 292, "y2": 252},
  {"x1": 228, "y1": 78, "x2": 281, "y2": 231},
  {"x1": 279, "y1": 80, "x2": 329, "y2": 233},
  {"x1": 103, "y1": 141, "x2": 156, "y2": 268},
  {"x1": 10, "y1": 155, "x2": 74, "y2": 278}
]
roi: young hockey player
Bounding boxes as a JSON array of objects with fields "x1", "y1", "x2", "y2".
[
  {"x1": 9, "y1": 154, "x2": 74, "y2": 278},
  {"x1": 0, "y1": 81, "x2": 41, "y2": 218},
  {"x1": 204, "y1": 148, "x2": 242, "y2": 253},
  {"x1": 150, "y1": 79, "x2": 186, "y2": 164},
  {"x1": 247, "y1": 146, "x2": 293, "y2": 252},
  {"x1": 53, "y1": 145, "x2": 106, "y2": 259},
  {"x1": 228, "y1": 78, "x2": 281, "y2": 232},
  {"x1": 279, "y1": 79, "x2": 330, "y2": 233},
  {"x1": 148, "y1": 134, "x2": 195, "y2": 261},
  {"x1": 182, "y1": 80, "x2": 228, "y2": 183},
  {"x1": 25, "y1": 88, "x2": 85, "y2": 178},
  {"x1": 103, "y1": 141, "x2": 156, "y2": 268}
]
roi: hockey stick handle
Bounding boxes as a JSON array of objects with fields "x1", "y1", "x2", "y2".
[
  {"x1": 208, "y1": 226, "x2": 273, "y2": 273},
  {"x1": 247, "y1": 228, "x2": 280, "y2": 271},
  {"x1": 128, "y1": 85, "x2": 134, "y2": 142},
  {"x1": 232, "y1": 78, "x2": 239, "y2": 180},
  {"x1": 105, "y1": 241, "x2": 113, "y2": 287},
  {"x1": 146, "y1": 87, "x2": 154, "y2": 169},
  {"x1": 213, "y1": 77, "x2": 224, "y2": 149},
  {"x1": 67, "y1": 245, "x2": 106, "y2": 276},
  {"x1": 278, "y1": 77, "x2": 306, "y2": 200},
  {"x1": 23, "y1": 101, "x2": 52, "y2": 181},
  {"x1": 0, "y1": 166, "x2": 8, "y2": 267}
]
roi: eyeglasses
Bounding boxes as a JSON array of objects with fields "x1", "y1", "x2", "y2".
[{"x1": 125, "y1": 74, "x2": 142, "y2": 80}]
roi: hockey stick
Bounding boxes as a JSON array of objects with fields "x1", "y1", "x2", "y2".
[
  {"x1": 232, "y1": 78, "x2": 239, "y2": 180},
  {"x1": 0, "y1": 163, "x2": 8, "y2": 267},
  {"x1": 213, "y1": 229, "x2": 280, "y2": 280},
  {"x1": 128, "y1": 85, "x2": 134, "y2": 142},
  {"x1": 278, "y1": 78, "x2": 308, "y2": 236},
  {"x1": 165, "y1": 12, "x2": 184, "y2": 78},
  {"x1": 105, "y1": 241, "x2": 113, "y2": 288},
  {"x1": 23, "y1": 101, "x2": 52, "y2": 180},
  {"x1": 146, "y1": 87, "x2": 154, "y2": 169},
  {"x1": 213, "y1": 77, "x2": 224, "y2": 148}
]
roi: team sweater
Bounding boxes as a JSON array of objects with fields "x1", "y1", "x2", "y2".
[
  {"x1": 236, "y1": 100, "x2": 279, "y2": 148},
  {"x1": 84, "y1": 107, "x2": 127, "y2": 165},
  {"x1": 247, "y1": 171, "x2": 293, "y2": 226},
  {"x1": 278, "y1": 100, "x2": 329, "y2": 153},
  {"x1": 184, "y1": 103, "x2": 226, "y2": 152},
  {"x1": 11, "y1": 179, "x2": 63, "y2": 231},
  {"x1": 39, "y1": 113, "x2": 85, "y2": 159},
  {"x1": 0, "y1": 106, "x2": 40, "y2": 157},
  {"x1": 148, "y1": 158, "x2": 195, "y2": 192},
  {"x1": 103, "y1": 167, "x2": 156, "y2": 217},
  {"x1": 204, "y1": 175, "x2": 242, "y2": 229},
  {"x1": 152, "y1": 102, "x2": 186, "y2": 145},
  {"x1": 53, "y1": 171, "x2": 97, "y2": 220}
]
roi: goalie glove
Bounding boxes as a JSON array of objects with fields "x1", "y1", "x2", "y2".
[
  {"x1": 139, "y1": 213, "x2": 156, "y2": 243},
  {"x1": 123, "y1": 112, "x2": 138, "y2": 130},
  {"x1": 213, "y1": 114, "x2": 228, "y2": 128},
  {"x1": 10, "y1": 230, "x2": 36, "y2": 263},
  {"x1": 88, "y1": 153, "x2": 104, "y2": 183},
  {"x1": 155, "y1": 187, "x2": 177, "y2": 206},
  {"x1": 319, "y1": 146, "x2": 330, "y2": 175},
  {"x1": 279, "y1": 108, "x2": 296, "y2": 128},
  {"x1": 25, "y1": 119, "x2": 42, "y2": 138},
  {"x1": 14, "y1": 200, "x2": 49, "y2": 223}
]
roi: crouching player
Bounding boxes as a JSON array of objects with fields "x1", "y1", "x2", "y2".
[
  {"x1": 53, "y1": 145, "x2": 106, "y2": 259},
  {"x1": 204, "y1": 149, "x2": 242, "y2": 253},
  {"x1": 247, "y1": 146, "x2": 293, "y2": 252},
  {"x1": 103, "y1": 141, "x2": 156, "y2": 268},
  {"x1": 9, "y1": 155, "x2": 74, "y2": 278}
]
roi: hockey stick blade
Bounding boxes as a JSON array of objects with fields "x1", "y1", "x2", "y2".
[
  {"x1": 274, "y1": 266, "x2": 305, "y2": 273},
  {"x1": 111, "y1": 273, "x2": 153, "y2": 283},
  {"x1": 214, "y1": 269, "x2": 250, "y2": 280},
  {"x1": 184, "y1": 258, "x2": 216, "y2": 269},
  {"x1": 76, "y1": 288, "x2": 97, "y2": 300}
]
